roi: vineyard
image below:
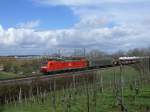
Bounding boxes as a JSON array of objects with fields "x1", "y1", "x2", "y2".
[
  {"x1": 0, "y1": 0, "x2": 150, "y2": 111},
  {"x1": 0, "y1": 58, "x2": 150, "y2": 112}
]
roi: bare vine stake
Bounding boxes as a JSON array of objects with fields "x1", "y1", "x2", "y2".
[
  {"x1": 146, "y1": 57, "x2": 150, "y2": 85},
  {"x1": 49, "y1": 81, "x2": 52, "y2": 95},
  {"x1": 148, "y1": 57, "x2": 150, "y2": 85},
  {"x1": 113, "y1": 67, "x2": 117, "y2": 103},
  {"x1": 64, "y1": 87, "x2": 68, "y2": 112},
  {"x1": 146, "y1": 57, "x2": 149, "y2": 75},
  {"x1": 13, "y1": 96, "x2": 17, "y2": 107},
  {"x1": 136, "y1": 62, "x2": 143, "y2": 89},
  {"x1": 96, "y1": 71, "x2": 100, "y2": 92},
  {"x1": 24, "y1": 95, "x2": 27, "y2": 105},
  {"x1": 38, "y1": 87, "x2": 41, "y2": 104},
  {"x1": 52, "y1": 79, "x2": 56, "y2": 112},
  {"x1": 66, "y1": 86, "x2": 69, "y2": 112},
  {"x1": 110, "y1": 80, "x2": 112, "y2": 90},
  {"x1": 36, "y1": 86, "x2": 39, "y2": 104},
  {"x1": 119, "y1": 65, "x2": 128, "y2": 112},
  {"x1": 5, "y1": 96, "x2": 8, "y2": 105},
  {"x1": 119, "y1": 65, "x2": 123, "y2": 104},
  {"x1": 66, "y1": 83, "x2": 70, "y2": 112},
  {"x1": 93, "y1": 75, "x2": 97, "y2": 112},
  {"x1": 42, "y1": 90, "x2": 46, "y2": 104},
  {"x1": 73, "y1": 75, "x2": 76, "y2": 90},
  {"x1": 18, "y1": 87, "x2": 22, "y2": 104},
  {"x1": 61, "y1": 87, "x2": 65, "y2": 112},
  {"x1": 134, "y1": 80, "x2": 137, "y2": 103},
  {"x1": 100, "y1": 71, "x2": 103, "y2": 93},
  {"x1": 29, "y1": 86, "x2": 32, "y2": 104},
  {"x1": 9, "y1": 95, "x2": 11, "y2": 104},
  {"x1": 145, "y1": 57, "x2": 148, "y2": 83},
  {"x1": 148, "y1": 57, "x2": 150, "y2": 83},
  {"x1": 86, "y1": 79, "x2": 90, "y2": 112},
  {"x1": 67, "y1": 86, "x2": 72, "y2": 112}
]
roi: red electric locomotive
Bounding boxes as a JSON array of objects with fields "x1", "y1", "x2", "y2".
[{"x1": 40, "y1": 58, "x2": 88, "y2": 73}]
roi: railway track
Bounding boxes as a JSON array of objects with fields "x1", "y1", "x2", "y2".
[{"x1": 0, "y1": 63, "x2": 133, "y2": 86}]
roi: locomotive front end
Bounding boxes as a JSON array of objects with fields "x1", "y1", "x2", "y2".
[{"x1": 40, "y1": 66, "x2": 48, "y2": 73}]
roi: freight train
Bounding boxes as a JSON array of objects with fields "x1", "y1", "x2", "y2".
[{"x1": 40, "y1": 56, "x2": 141, "y2": 74}]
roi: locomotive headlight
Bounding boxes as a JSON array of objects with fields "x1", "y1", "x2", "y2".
[{"x1": 40, "y1": 66, "x2": 48, "y2": 73}]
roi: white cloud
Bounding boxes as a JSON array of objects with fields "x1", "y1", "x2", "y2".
[
  {"x1": 17, "y1": 20, "x2": 40, "y2": 29},
  {"x1": 74, "y1": 17, "x2": 110, "y2": 29},
  {"x1": 0, "y1": 23, "x2": 150, "y2": 54},
  {"x1": 33, "y1": 0, "x2": 150, "y2": 6}
]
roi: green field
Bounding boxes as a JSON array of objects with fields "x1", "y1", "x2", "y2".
[
  {"x1": 0, "y1": 66, "x2": 150, "y2": 112},
  {"x1": 0, "y1": 71, "x2": 21, "y2": 80}
]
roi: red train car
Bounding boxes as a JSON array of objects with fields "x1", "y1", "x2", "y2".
[{"x1": 41, "y1": 58, "x2": 88, "y2": 73}]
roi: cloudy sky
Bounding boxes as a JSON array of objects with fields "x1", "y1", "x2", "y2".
[{"x1": 0, "y1": 0, "x2": 150, "y2": 55}]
